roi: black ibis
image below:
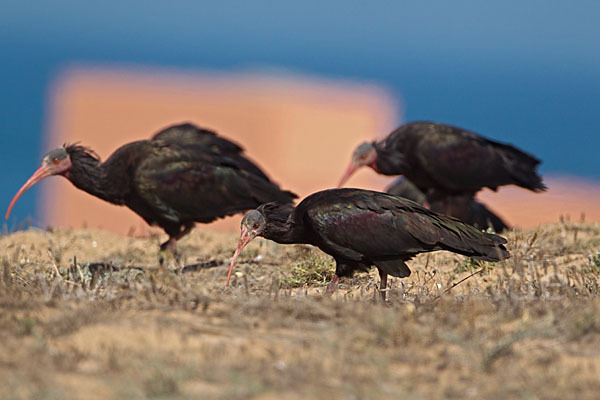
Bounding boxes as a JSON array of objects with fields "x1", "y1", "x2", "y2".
[
  {"x1": 227, "y1": 188, "x2": 510, "y2": 300},
  {"x1": 338, "y1": 121, "x2": 546, "y2": 209},
  {"x1": 386, "y1": 177, "x2": 510, "y2": 232},
  {"x1": 6, "y1": 123, "x2": 296, "y2": 255}
]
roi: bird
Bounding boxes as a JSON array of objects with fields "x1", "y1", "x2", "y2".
[
  {"x1": 338, "y1": 121, "x2": 546, "y2": 211},
  {"x1": 227, "y1": 188, "x2": 510, "y2": 301},
  {"x1": 386, "y1": 177, "x2": 510, "y2": 232},
  {"x1": 6, "y1": 123, "x2": 296, "y2": 256},
  {"x1": 384, "y1": 177, "x2": 427, "y2": 205}
]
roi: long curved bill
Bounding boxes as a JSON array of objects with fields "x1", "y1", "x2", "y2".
[
  {"x1": 5, "y1": 164, "x2": 53, "y2": 220},
  {"x1": 337, "y1": 162, "x2": 358, "y2": 188},
  {"x1": 226, "y1": 226, "x2": 256, "y2": 286}
]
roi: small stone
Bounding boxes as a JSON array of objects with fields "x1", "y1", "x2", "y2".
[{"x1": 273, "y1": 360, "x2": 287, "y2": 371}]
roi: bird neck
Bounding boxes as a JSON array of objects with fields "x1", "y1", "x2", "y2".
[
  {"x1": 68, "y1": 150, "x2": 129, "y2": 204},
  {"x1": 263, "y1": 220, "x2": 303, "y2": 244},
  {"x1": 368, "y1": 160, "x2": 379, "y2": 173},
  {"x1": 374, "y1": 146, "x2": 407, "y2": 175},
  {"x1": 259, "y1": 204, "x2": 305, "y2": 244}
]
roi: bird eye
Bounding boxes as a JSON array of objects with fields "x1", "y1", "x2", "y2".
[
  {"x1": 52, "y1": 158, "x2": 60, "y2": 164},
  {"x1": 252, "y1": 223, "x2": 259, "y2": 229}
]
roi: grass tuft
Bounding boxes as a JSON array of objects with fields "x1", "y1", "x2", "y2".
[{"x1": 279, "y1": 250, "x2": 335, "y2": 288}]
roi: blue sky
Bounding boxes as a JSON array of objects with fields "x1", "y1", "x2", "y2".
[{"x1": 2, "y1": 1, "x2": 599, "y2": 226}]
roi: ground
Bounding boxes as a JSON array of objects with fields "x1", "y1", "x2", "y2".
[{"x1": 1, "y1": 221, "x2": 599, "y2": 399}]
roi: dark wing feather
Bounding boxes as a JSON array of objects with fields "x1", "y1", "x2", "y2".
[
  {"x1": 134, "y1": 144, "x2": 295, "y2": 227},
  {"x1": 302, "y1": 189, "x2": 509, "y2": 268},
  {"x1": 151, "y1": 123, "x2": 243, "y2": 153},
  {"x1": 151, "y1": 123, "x2": 271, "y2": 180},
  {"x1": 415, "y1": 123, "x2": 545, "y2": 193},
  {"x1": 381, "y1": 122, "x2": 545, "y2": 194}
]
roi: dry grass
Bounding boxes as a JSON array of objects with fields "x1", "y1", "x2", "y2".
[{"x1": 0, "y1": 221, "x2": 599, "y2": 399}]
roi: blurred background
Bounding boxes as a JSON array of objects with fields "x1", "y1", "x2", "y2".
[{"x1": 2, "y1": 1, "x2": 599, "y2": 233}]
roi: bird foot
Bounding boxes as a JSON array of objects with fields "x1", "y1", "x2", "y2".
[
  {"x1": 158, "y1": 236, "x2": 186, "y2": 271},
  {"x1": 379, "y1": 287, "x2": 390, "y2": 302},
  {"x1": 158, "y1": 248, "x2": 182, "y2": 272},
  {"x1": 325, "y1": 275, "x2": 340, "y2": 297}
]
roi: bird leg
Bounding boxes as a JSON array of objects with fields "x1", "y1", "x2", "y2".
[
  {"x1": 159, "y1": 223, "x2": 195, "y2": 269},
  {"x1": 159, "y1": 237, "x2": 178, "y2": 253},
  {"x1": 379, "y1": 270, "x2": 388, "y2": 302},
  {"x1": 160, "y1": 223, "x2": 195, "y2": 250},
  {"x1": 325, "y1": 274, "x2": 340, "y2": 296},
  {"x1": 159, "y1": 236, "x2": 179, "y2": 269},
  {"x1": 158, "y1": 243, "x2": 176, "y2": 271}
]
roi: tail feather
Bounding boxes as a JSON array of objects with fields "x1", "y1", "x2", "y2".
[
  {"x1": 435, "y1": 217, "x2": 510, "y2": 261},
  {"x1": 246, "y1": 174, "x2": 297, "y2": 205},
  {"x1": 502, "y1": 146, "x2": 546, "y2": 192}
]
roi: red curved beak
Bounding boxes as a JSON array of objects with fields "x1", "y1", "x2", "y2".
[
  {"x1": 337, "y1": 162, "x2": 359, "y2": 188},
  {"x1": 5, "y1": 164, "x2": 53, "y2": 220},
  {"x1": 226, "y1": 226, "x2": 258, "y2": 286}
]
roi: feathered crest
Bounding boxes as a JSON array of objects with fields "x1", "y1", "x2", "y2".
[
  {"x1": 257, "y1": 202, "x2": 295, "y2": 224},
  {"x1": 63, "y1": 142, "x2": 101, "y2": 162}
]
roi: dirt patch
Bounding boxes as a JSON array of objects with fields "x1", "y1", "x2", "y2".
[{"x1": 1, "y1": 222, "x2": 599, "y2": 399}]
